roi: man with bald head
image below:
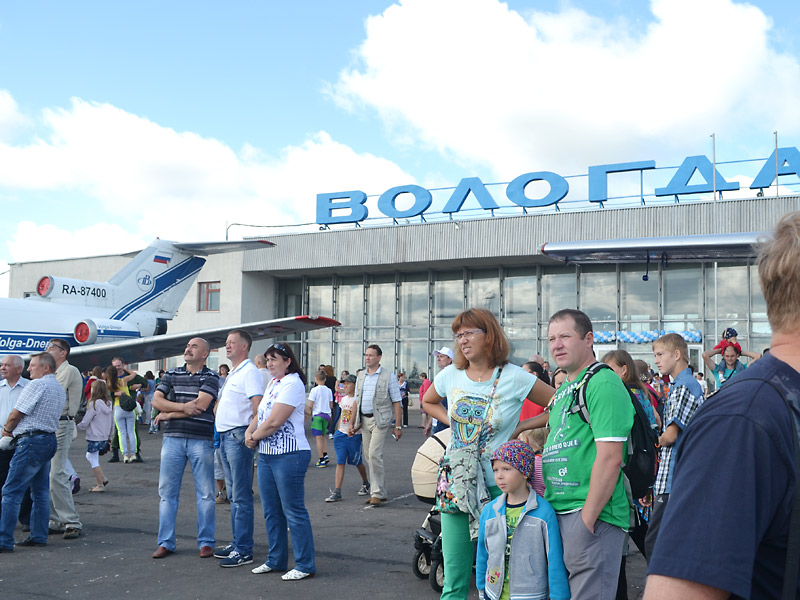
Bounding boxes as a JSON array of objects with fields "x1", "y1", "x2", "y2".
[
  {"x1": 0, "y1": 355, "x2": 29, "y2": 518},
  {"x1": 150, "y1": 337, "x2": 220, "y2": 559}
]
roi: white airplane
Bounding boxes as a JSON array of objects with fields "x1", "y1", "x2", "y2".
[{"x1": 1, "y1": 238, "x2": 339, "y2": 371}]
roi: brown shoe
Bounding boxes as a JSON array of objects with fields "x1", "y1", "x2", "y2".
[
  {"x1": 368, "y1": 497, "x2": 383, "y2": 506},
  {"x1": 199, "y1": 545, "x2": 213, "y2": 558},
  {"x1": 152, "y1": 546, "x2": 173, "y2": 559}
]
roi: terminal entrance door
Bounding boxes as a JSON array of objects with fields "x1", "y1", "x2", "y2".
[
  {"x1": 687, "y1": 344, "x2": 704, "y2": 374},
  {"x1": 593, "y1": 344, "x2": 617, "y2": 362}
]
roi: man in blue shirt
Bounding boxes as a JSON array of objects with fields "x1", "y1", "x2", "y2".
[
  {"x1": 0, "y1": 355, "x2": 28, "y2": 520},
  {"x1": 645, "y1": 211, "x2": 800, "y2": 599},
  {"x1": 0, "y1": 352, "x2": 64, "y2": 551}
]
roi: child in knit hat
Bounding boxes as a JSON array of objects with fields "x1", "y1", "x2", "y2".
[{"x1": 476, "y1": 440, "x2": 570, "y2": 600}]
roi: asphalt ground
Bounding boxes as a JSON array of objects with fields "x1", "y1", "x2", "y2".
[{"x1": 0, "y1": 408, "x2": 647, "y2": 599}]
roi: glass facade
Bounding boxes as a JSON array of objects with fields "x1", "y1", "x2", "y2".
[{"x1": 278, "y1": 262, "x2": 769, "y2": 388}]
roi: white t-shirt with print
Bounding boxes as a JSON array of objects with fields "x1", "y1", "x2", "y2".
[{"x1": 257, "y1": 372, "x2": 310, "y2": 455}]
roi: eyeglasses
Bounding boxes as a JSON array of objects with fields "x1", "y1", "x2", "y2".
[
  {"x1": 46, "y1": 342, "x2": 67, "y2": 352},
  {"x1": 453, "y1": 329, "x2": 485, "y2": 342},
  {"x1": 267, "y1": 343, "x2": 290, "y2": 357}
]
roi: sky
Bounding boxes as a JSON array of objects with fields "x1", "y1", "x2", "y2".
[{"x1": 1, "y1": 0, "x2": 799, "y2": 293}]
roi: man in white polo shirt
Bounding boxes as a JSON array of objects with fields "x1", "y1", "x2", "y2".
[
  {"x1": 353, "y1": 344, "x2": 402, "y2": 506},
  {"x1": 213, "y1": 329, "x2": 264, "y2": 568}
]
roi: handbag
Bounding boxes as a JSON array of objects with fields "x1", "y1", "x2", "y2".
[
  {"x1": 434, "y1": 366, "x2": 504, "y2": 521},
  {"x1": 118, "y1": 393, "x2": 136, "y2": 412}
]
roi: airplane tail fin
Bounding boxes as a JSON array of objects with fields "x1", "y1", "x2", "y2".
[{"x1": 107, "y1": 239, "x2": 274, "y2": 321}]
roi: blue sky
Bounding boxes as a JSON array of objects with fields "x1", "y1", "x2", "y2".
[{"x1": 1, "y1": 0, "x2": 799, "y2": 288}]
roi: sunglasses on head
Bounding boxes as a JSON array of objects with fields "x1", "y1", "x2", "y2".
[{"x1": 267, "y1": 343, "x2": 290, "y2": 358}]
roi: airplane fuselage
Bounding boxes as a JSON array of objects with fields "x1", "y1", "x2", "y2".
[{"x1": 0, "y1": 297, "x2": 157, "y2": 356}]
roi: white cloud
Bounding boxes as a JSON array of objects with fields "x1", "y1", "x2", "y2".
[
  {"x1": 7, "y1": 222, "x2": 147, "y2": 263},
  {"x1": 332, "y1": 0, "x2": 800, "y2": 178},
  {"x1": 0, "y1": 96, "x2": 415, "y2": 260},
  {"x1": 0, "y1": 90, "x2": 30, "y2": 141}
]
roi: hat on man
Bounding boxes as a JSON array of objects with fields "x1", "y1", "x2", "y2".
[
  {"x1": 433, "y1": 346, "x2": 454, "y2": 360},
  {"x1": 343, "y1": 374, "x2": 357, "y2": 383},
  {"x1": 491, "y1": 440, "x2": 536, "y2": 482}
]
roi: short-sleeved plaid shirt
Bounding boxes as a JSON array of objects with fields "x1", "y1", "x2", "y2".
[
  {"x1": 654, "y1": 368, "x2": 704, "y2": 495},
  {"x1": 13, "y1": 374, "x2": 65, "y2": 436}
]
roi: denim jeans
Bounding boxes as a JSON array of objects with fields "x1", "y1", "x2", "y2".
[
  {"x1": 219, "y1": 426, "x2": 255, "y2": 555},
  {"x1": 257, "y1": 450, "x2": 315, "y2": 573},
  {"x1": 0, "y1": 433, "x2": 57, "y2": 549},
  {"x1": 114, "y1": 406, "x2": 136, "y2": 456},
  {"x1": 157, "y1": 436, "x2": 215, "y2": 551}
]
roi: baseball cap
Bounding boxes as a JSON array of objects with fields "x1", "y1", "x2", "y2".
[
  {"x1": 433, "y1": 346, "x2": 454, "y2": 360},
  {"x1": 343, "y1": 374, "x2": 357, "y2": 383}
]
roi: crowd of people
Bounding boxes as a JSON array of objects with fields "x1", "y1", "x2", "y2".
[{"x1": 2, "y1": 212, "x2": 800, "y2": 599}]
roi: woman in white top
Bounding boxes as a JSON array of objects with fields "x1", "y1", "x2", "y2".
[{"x1": 245, "y1": 343, "x2": 315, "y2": 581}]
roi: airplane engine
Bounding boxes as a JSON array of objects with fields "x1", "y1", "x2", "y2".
[
  {"x1": 73, "y1": 318, "x2": 143, "y2": 346},
  {"x1": 37, "y1": 276, "x2": 114, "y2": 308}
]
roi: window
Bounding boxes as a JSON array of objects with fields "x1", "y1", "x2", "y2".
[{"x1": 198, "y1": 281, "x2": 220, "y2": 312}]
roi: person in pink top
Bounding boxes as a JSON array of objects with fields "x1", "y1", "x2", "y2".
[{"x1": 77, "y1": 380, "x2": 115, "y2": 492}]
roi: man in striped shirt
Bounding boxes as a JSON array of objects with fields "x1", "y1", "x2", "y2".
[{"x1": 150, "y1": 337, "x2": 220, "y2": 560}]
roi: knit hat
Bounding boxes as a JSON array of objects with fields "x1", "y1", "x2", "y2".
[{"x1": 491, "y1": 440, "x2": 536, "y2": 482}]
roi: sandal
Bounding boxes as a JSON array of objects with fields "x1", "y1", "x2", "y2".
[
  {"x1": 90, "y1": 485, "x2": 105, "y2": 493},
  {"x1": 281, "y1": 568, "x2": 314, "y2": 581}
]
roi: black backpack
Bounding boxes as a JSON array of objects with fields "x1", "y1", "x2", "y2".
[{"x1": 567, "y1": 362, "x2": 658, "y2": 499}]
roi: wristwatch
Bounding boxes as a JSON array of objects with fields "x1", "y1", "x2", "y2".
[{"x1": 394, "y1": 426, "x2": 402, "y2": 430}]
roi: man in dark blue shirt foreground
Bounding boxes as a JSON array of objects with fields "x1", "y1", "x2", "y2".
[{"x1": 645, "y1": 211, "x2": 800, "y2": 600}]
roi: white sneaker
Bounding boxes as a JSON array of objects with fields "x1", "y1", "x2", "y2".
[{"x1": 252, "y1": 563, "x2": 274, "y2": 574}]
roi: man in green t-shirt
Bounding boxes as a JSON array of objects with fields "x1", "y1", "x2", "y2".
[{"x1": 543, "y1": 309, "x2": 633, "y2": 600}]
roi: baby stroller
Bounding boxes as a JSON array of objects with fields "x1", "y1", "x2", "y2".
[
  {"x1": 410, "y1": 429, "x2": 450, "y2": 593},
  {"x1": 413, "y1": 506, "x2": 444, "y2": 592}
]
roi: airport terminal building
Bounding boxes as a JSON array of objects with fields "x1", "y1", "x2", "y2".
[
  {"x1": 9, "y1": 195, "x2": 800, "y2": 386},
  {"x1": 9, "y1": 148, "x2": 800, "y2": 385}
]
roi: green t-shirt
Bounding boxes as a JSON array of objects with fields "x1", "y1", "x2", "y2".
[
  {"x1": 499, "y1": 502, "x2": 525, "y2": 600},
  {"x1": 542, "y1": 366, "x2": 634, "y2": 529}
]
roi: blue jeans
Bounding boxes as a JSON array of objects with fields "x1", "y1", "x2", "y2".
[
  {"x1": 257, "y1": 450, "x2": 315, "y2": 573},
  {"x1": 219, "y1": 426, "x2": 255, "y2": 555},
  {"x1": 157, "y1": 436, "x2": 215, "y2": 551},
  {"x1": 0, "y1": 433, "x2": 57, "y2": 548}
]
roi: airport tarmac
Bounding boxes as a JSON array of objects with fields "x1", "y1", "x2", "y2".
[{"x1": 0, "y1": 410, "x2": 647, "y2": 599}]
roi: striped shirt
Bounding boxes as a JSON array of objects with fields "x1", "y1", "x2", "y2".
[
  {"x1": 156, "y1": 365, "x2": 220, "y2": 440},
  {"x1": 13, "y1": 374, "x2": 65, "y2": 435}
]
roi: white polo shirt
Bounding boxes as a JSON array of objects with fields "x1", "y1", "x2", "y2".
[{"x1": 215, "y1": 359, "x2": 265, "y2": 432}]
